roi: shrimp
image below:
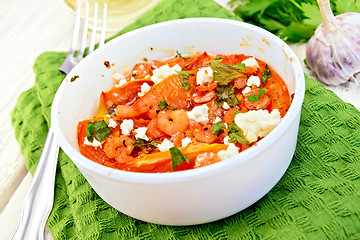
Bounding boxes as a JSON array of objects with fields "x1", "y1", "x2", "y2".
[
  {"x1": 104, "y1": 135, "x2": 134, "y2": 159},
  {"x1": 157, "y1": 110, "x2": 189, "y2": 135},
  {"x1": 234, "y1": 76, "x2": 247, "y2": 89},
  {"x1": 191, "y1": 91, "x2": 216, "y2": 103},
  {"x1": 146, "y1": 119, "x2": 166, "y2": 139},
  {"x1": 244, "y1": 88, "x2": 270, "y2": 110},
  {"x1": 189, "y1": 121, "x2": 217, "y2": 144},
  {"x1": 170, "y1": 132, "x2": 185, "y2": 147},
  {"x1": 133, "y1": 93, "x2": 160, "y2": 119},
  {"x1": 115, "y1": 105, "x2": 140, "y2": 118},
  {"x1": 192, "y1": 82, "x2": 217, "y2": 103},
  {"x1": 114, "y1": 147, "x2": 135, "y2": 163}
]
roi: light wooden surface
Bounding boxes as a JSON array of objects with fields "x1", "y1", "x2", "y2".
[{"x1": 0, "y1": 0, "x2": 359, "y2": 239}]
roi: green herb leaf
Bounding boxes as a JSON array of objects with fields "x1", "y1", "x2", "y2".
[
  {"x1": 215, "y1": 84, "x2": 240, "y2": 107},
  {"x1": 132, "y1": 138, "x2": 159, "y2": 148},
  {"x1": 247, "y1": 88, "x2": 270, "y2": 102},
  {"x1": 228, "y1": 132, "x2": 249, "y2": 145},
  {"x1": 230, "y1": 0, "x2": 356, "y2": 43},
  {"x1": 210, "y1": 58, "x2": 246, "y2": 85},
  {"x1": 86, "y1": 120, "x2": 111, "y2": 142},
  {"x1": 157, "y1": 100, "x2": 177, "y2": 111},
  {"x1": 181, "y1": 80, "x2": 190, "y2": 90},
  {"x1": 232, "y1": 62, "x2": 247, "y2": 71},
  {"x1": 175, "y1": 51, "x2": 183, "y2": 58},
  {"x1": 227, "y1": 120, "x2": 249, "y2": 145},
  {"x1": 132, "y1": 138, "x2": 159, "y2": 153},
  {"x1": 170, "y1": 146, "x2": 190, "y2": 170},
  {"x1": 210, "y1": 122, "x2": 227, "y2": 136},
  {"x1": 232, "y1": 110, "x2": 242, "y2": 117},
  {"x1": 177, "y1": 71, "x2": 191, "y2": 90},
  {"x1": 158, "y1": 100, "x2": 169, "y2": 110},
  {"x1": 261, "y1": 64, "x2": 272, "y2": 84}
]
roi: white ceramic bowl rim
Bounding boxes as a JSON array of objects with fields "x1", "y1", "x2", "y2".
[{"x1": 51, "y1": 18, "x2": 305, "y2": 185}]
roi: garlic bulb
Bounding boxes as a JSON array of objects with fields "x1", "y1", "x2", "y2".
[{"x1": 306, "y1": 0, "x2": 360, "y2": 86}]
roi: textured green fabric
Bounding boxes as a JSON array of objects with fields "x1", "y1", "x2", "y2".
[{"x1": 11, "y1": 0, "x2": 360, "y2": 239}]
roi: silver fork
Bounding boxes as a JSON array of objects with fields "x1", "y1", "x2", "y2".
[
  {"x1": 60, "y1": 2, "x2": 107, "y2": 73},
  {"x1": 11, "y1": 3, "x2": 107, "y2": 240}
]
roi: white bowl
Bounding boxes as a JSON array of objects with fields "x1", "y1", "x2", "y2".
[{"x1": 51, "y1": 18, "x2": 305, "y2": 225}]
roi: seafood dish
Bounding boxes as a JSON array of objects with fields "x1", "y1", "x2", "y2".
[{"x1": 77, "y1": 52, "x2": 291, "y2": 173}]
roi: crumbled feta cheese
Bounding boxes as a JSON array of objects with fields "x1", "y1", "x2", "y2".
[
  {"x1": 223, "y1": 136, "x2": 231, "y2": 145},
  {"x1": 214, "y1": 117, "x2": 222, "y2": 123},
  {"x1": 222, "y1": 102, "x2": 230, "y2": 110},
  {"x1": 181, "y1": 137, "x2": 192, "y2": 147},
  {"x1": 84, "y1": 137, "x2": 102, "y2": 148},
  {"x1": 120, "y1": 119, "x2": 134, "y2": 135},
  {"x1": 241, "y1": 57, "x2": 259, "y2": 69},
  {"x1": 138, "y1": 82, "x2": 151, "y2": 97},
  {"x1": 242, "y1": 86, "x2": 251, "y2": 95},
  {"x1": 139, "y1": 64, "x2": 144, "y2": 70},
  {"x1": 196, "y1": 67, "x2": 213, "y2": 85},
  {"x1": 247, "y1": 75, "x2": 261, "y2": 87},
  {"x1": 217, "y1": 143, "x2": 239, "y2": 160},
  {"x1": 151, "y1": 64, "x2": 182, "y2": 84},
  {"x1": 172, "y1": 64, "x2": 182, "y2": 71},
  {"x1": 115, "y1": 78, "x2": 128, "y2": 87},
  {"x1": 131, "y1": 76, "x2": 135, "y2": 81},
  {"x1": 158, "y1": 139, "x2": 174, "y2": 152},
  {"x1": 187, "y1": 104, "x2": 209, "y2": 123},
  {"x1": 145, "y1": 75, "x2": 150, "y2": 79},
  {"x1": 108, "y1": 118, "x2": 117, "y2": 128},
  {"x1": 112, "y1": 72, "x2": 125, "y2": 81},
  {"x1": 234, "y1": 109, "x2": 281, "y2": 143},
  {"x1": 134, "y1": 127, "x2": 149, "y2": 141}
]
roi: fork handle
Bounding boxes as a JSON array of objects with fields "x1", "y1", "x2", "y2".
[{"x1": 12, "y1": 127, "x2": 59, "y2": 240}]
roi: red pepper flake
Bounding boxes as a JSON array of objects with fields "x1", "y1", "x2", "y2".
[{"x1": 104, "y1": 61, "x2": 111, "y2": 69}]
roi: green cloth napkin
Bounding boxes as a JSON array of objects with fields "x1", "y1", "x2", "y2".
[{"x1": 11, "y1": 0, "x2": 360, "y2": 239}]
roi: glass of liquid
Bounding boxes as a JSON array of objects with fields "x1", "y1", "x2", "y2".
[{"x1": 65, "y1": 0, "x2": 162, "y2": 33}]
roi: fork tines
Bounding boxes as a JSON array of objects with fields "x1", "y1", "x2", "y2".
[{"x1": 59, "y1": 2, "x2": 107, "y2": 74}]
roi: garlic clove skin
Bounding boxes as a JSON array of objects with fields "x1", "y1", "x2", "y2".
[{"x1": 306, "y1": 0, "x2": 360, "y2": 86}]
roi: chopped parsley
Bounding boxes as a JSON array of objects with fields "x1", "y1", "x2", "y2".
[
  {"x1": 177, "y1": 71, "x2": 191, "y2": 90},
  {"x1": 261, "y1": 64, "x2": 271, "y2": 84},
  {"x1": 158, "y1": 100, "x2": 169, "y2": 110},
  {"x1": 157, "y1": 100, "x2": 177, "y2": 111},
  {"x1": 247, "y1": 88, "x2": 270, "y2": 102},
  {"x1": 175, "y1": 51, "x2": 183, "y2": 58},
  {"x1": 170, "y1": 146, "x2": 190, "y2": 170},
  {"x1": 210, "y1": 122, "x2": 227, "y2": 136},
  {"x1": 227, "y1": 121, "x2": 248, "y2": 145},
  {"x1": 210, "y1": 58, "x2": 246, "y2": 85},
  {"x1": 232, "y1": 110, "x2": 242, "y2": 117},
  {"x1": 86, "y1": 120, "x2": 111, "y2": 142},
  {"x1": 215, "y1": 84, "x2": 240, "y2": 107},
  {"x1": 132, "y1": 138, "x2": 159, "y2": 153}
]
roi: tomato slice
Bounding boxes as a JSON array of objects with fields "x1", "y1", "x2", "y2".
[
  {"x1": 102, "y1": 79, "x2": 153, "y2": 109},
  {"x1": 77, "y1": 119, "x2": 112, "y2": 165},
  {"x1": 183, "y1": 52, "x2": 212, "y2": 70},
  {"x1": 122, "y1": 143, "x2": 228, "y2": 173}
]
